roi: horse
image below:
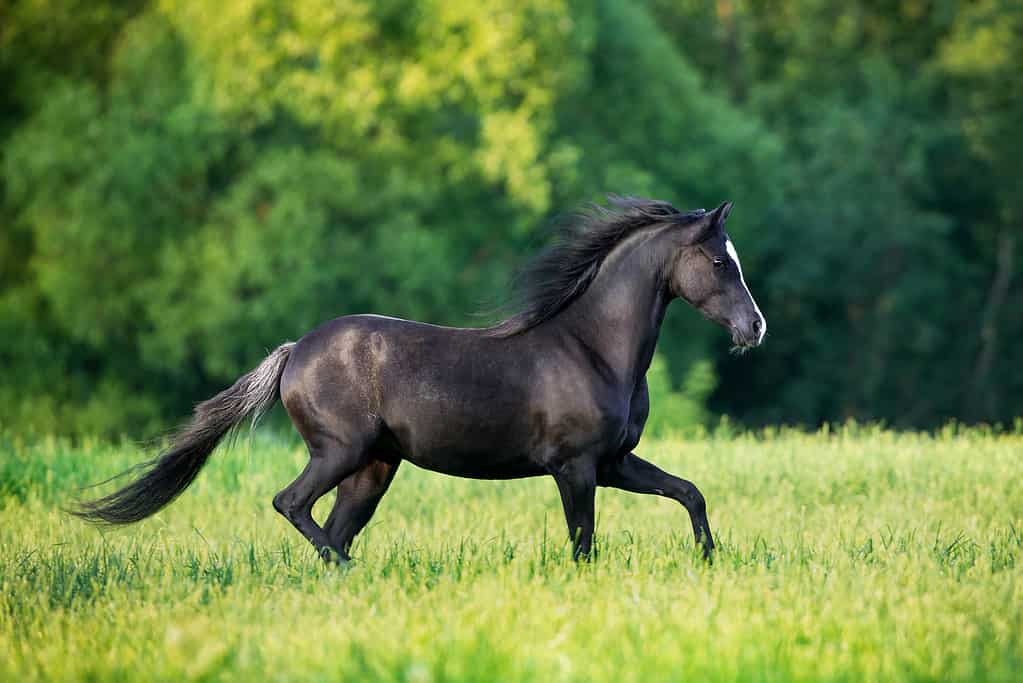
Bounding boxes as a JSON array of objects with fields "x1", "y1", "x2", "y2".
[{"x1": 74, "y1": 196, "x2": 766, "y2": 562}]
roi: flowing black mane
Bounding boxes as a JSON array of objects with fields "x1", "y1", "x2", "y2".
[{"x1": 486, "y1": 196, "x2": 706, "y2": 337}]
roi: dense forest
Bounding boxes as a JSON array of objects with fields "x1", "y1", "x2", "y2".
[{"x1": 1, "y1": 0, "x2": 1020, "y2": 435}]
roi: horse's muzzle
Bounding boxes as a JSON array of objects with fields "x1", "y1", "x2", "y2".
[{"x1": 730, "y1": 318, "x2": 764, "y2": 349}]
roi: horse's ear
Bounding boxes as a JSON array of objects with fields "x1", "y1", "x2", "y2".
[
  {"x1": 679, "y1": 202, "x2": 732, "y2": 245},
  {"x1": 711, "y1": 201, "x2": 733, "y2": 226}
]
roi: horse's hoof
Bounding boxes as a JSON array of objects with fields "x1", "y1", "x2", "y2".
[{"x1": 319, "y1": 547, "x2": 352, "y2": 567}]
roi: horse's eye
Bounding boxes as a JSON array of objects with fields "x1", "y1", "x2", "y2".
[{"x1": 712, "y1": 258, "x2": 727, "y2": 269}]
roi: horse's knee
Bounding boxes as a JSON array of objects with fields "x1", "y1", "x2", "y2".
[{"x1": 272, "y1": 491, "x2": 296, "y2": 520}]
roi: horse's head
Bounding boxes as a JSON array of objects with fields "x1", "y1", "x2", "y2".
[{"x1": 669, "y1": 202, "x2": 766, "y2": 350}]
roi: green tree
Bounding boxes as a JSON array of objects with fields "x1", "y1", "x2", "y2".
[
  {"x1": 1, "y1": 0, "x2": 1020, "y2": 435},
  {"x1": 939, "y1": 0, "x2": 1022, "y2": 419}
]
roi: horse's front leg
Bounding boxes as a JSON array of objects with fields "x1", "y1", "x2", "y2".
[
  {"x1": 551, "y1": 460, "x2": 597, "y2": 561},
  {"x1": 597, "y1": 452, "x2": 714, "y2": 558}
]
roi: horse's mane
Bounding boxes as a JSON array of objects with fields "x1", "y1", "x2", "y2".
[{"x1": 486, "y1": 196, "x2": 706, "y2": 338}]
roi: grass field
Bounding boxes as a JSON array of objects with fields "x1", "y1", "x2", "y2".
[{"x1": 1, "y1": 425, "x2": 1021, "y2": 682}]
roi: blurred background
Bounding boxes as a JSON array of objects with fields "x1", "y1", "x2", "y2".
[{"x1": 0, "y1": 0, "x2": 1019, "y2": 437}]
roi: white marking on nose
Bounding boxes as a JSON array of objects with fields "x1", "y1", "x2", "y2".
[{"x1": 725, "y1": 238, "x2": 766, "y2": 343}]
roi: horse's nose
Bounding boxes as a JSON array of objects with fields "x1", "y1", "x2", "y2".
[{"x1": 742, "y1": 317, "x2": 763, "y2": 347}]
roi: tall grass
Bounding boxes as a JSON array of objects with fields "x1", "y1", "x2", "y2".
[{"x1": 1, "y1": 425, "x2": 1021, "y2": 682}]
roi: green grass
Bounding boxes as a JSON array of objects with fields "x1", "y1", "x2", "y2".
[{"x1": 1, "y1": 424, "x2": 1021, "y2": 682}]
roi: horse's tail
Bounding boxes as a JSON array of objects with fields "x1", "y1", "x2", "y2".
[{"x1": 72, "y1": 342, "x2": 296, "y2": 525}]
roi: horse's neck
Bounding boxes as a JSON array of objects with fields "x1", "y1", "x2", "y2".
[{"x1": 559, "y1": 230, "x2": 673, "y2": 386}]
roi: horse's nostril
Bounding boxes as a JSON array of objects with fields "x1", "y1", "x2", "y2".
[{"x1": 752, "y1": 319, "x2": 762, "y2": 335}]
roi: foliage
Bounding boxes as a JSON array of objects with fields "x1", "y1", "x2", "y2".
[
  {"x1": 648, "y1": 0, "x2": 1022, "y2": 426},
  {"x1": 1, "y1": 428, "x2": 1022, "y2": 681},
  {"x1": 0, "y1": 0, "x2": 1020, "y2": 434},
  {"x1": 645, "y1": 356, "x2": 716, "y2": 437}
]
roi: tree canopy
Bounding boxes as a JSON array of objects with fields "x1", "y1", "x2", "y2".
[{"x1": 1, "y1": 0, "x2": 1019, "y2": 435}]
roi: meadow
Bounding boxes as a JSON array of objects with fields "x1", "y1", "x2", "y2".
[{"x1": 1, "y1": 424, "x2": 1021, "y2": 682}]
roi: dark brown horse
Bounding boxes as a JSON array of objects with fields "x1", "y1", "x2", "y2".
[{"x1": 75, "y1": 197, "x2": 765, "y2": 561}]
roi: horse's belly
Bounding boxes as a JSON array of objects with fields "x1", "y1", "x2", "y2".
[
  {"x1": 385, "y1": 411, "x2": 547, "y2": 479},
  {"x1": 403, "y1": 448, "x2": 547, "y2": 480},
  {"x1": 378, "y1": 372, "x2": 548, "y2": 478}
]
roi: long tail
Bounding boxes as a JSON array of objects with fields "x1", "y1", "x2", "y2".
[{"x1": 72, "y1": 342, "x2": 295, "y2": 525}]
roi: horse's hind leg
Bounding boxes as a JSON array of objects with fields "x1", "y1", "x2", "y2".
[
  {"x1": 323, "y1": 457, "x2": 400, "y2": 558},
  {"x1": 273, "y1": 434, "x2": 370, "y2": 563}
]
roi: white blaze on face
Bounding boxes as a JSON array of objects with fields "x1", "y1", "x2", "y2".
[{"x1": 725, "y1": 238, "x2": 766, "y2": 343}]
